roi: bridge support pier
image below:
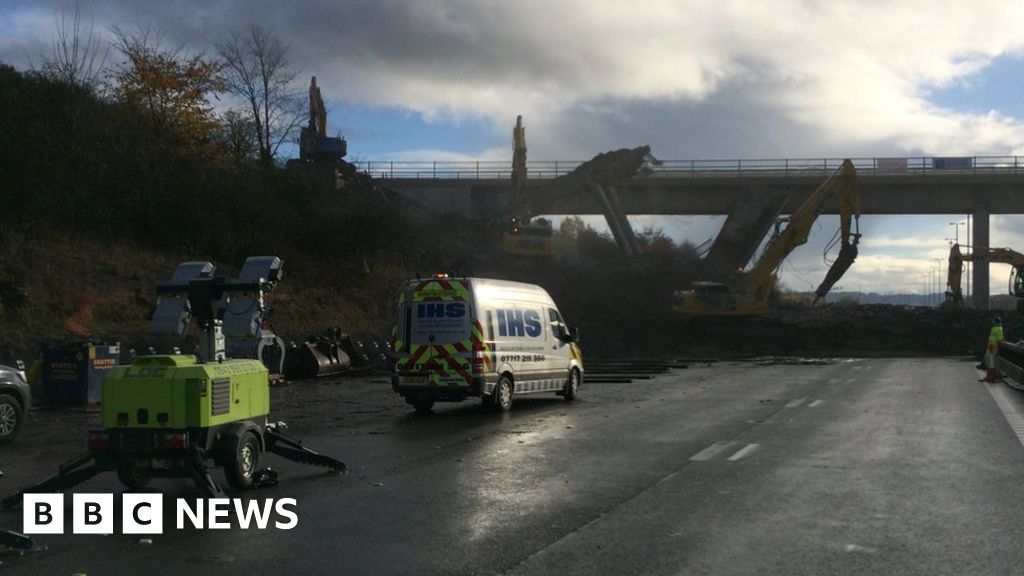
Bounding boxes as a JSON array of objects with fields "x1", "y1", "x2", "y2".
[
  {"x1": 973, "y1": 210, "x2": 990, "y2": 310},
  {"x1": 595, "y1": 184, "x2": 641, "y2": 256}
]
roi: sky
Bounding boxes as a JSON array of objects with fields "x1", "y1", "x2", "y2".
[{"x1": 4, "y1": 0, "x2": 1024, "y2": 295}]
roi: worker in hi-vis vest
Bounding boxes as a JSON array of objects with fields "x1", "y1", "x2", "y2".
[{"x1": 981, "y1": 315, "x2": 1005, "y2": 382}]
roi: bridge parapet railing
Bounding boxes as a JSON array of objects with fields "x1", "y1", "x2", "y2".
[
  {"x1": 353, "y1": 156, "x2": 1024, "y2": 180},
  {"x1": 353, "y1": 160, "x2": 578, "y2": 180}
]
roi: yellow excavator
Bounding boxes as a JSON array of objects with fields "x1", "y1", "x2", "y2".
[
  {"x1": 944, "y1": 243, "x2": 1024, "y2": 308},
  {"x1": 298, "y1": 76, "x2": 347, "y2": 163},
  {"x1": 673, "y1": 159, "x2": 860, "y2": 315},
  {"x1": 502, "y1": 116, "x2": 554, "y2": 257}
]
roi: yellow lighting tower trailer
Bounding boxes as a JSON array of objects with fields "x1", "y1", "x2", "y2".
[{"x1": 2, "y1": 257, "x2": 345, "y2": 510}]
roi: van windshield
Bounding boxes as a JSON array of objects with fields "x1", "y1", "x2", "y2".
[{"x1": 409, "y1": 301, "x2": 471, "y2": 345}]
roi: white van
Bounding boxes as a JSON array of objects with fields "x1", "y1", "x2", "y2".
[{"x1": 389, "y1": 275, "x2": 583, "y2": 412}]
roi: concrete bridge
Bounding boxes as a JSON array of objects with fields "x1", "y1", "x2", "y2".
[{"x1": 362, "y1": 156, "x2": 1024, "y2": 309}]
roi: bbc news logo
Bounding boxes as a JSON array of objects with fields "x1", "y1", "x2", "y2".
[{"x1": 23, "y1": 494, "x2": 298, "y2": 534}]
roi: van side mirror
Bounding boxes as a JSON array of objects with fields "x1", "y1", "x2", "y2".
[{"x1": 561, "y1": 326, "x2": 579, "y2": 344}]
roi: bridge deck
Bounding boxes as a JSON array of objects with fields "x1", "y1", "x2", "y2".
[{"x1": 384, "y1": 171, "x2": 1024, "y2": 215}]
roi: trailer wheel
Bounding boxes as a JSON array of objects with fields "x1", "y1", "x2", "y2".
[
  {"x1": 563, "y1": 368, "x2": 580, "y2": 401},
  {"x1": 494, "y1": 376, "x2": 514, "y2": 412},
  {"x1": 117, "y1": 461, "x2": 151, "y2": 489},
  {"x1": 224, "y1": 430, "x2": 261, "y2": 490},
  {"x1": 0, "y1": 394, "x2": 22, "y2": 445}
]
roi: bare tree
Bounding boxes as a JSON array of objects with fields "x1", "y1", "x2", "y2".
[
  {"x1": 216, "y1": 109, "x2": 259, "y2": 168},
  {"x1": 39, "y1": 4, "x2": 108, "y2": 91},
  {"x1": 216, "y1": 26, "x2": 303, "y2": 167}
]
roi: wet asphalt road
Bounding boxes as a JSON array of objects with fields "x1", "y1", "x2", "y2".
[{"x1": 3, "y1": 358, "x2": 1024, "y2": 575}]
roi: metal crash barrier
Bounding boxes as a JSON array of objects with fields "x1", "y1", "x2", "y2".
[{"x1": 996, "y1": 341, "x2": 1024, "y2": 389}]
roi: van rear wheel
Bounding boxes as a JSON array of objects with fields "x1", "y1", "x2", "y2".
[{"x1": 494, "y1": 376, "x2": 514, "y2": 412}]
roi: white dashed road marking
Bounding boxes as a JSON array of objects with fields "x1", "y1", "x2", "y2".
[
  {"x1": 808, "y1": 400, "x2": 824, "y2": 408},
  {"x1": 785, "y1": 398, "x2": 806, "y2": 408},
  {"x1": 690, "y1": 442, "x2": 738, "y2": 461},
  {"x1": 727, "y1": 443, "x2": 759, "y2": 461},
  {"x1": 690, "y1": 442, "x2": 762, "y2": 462}
]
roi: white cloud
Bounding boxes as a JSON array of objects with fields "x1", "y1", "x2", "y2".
[
  {"x1": 992, "y1": 215, "x2": 1024, "y2": 247},
  {"x1": 307, "y1": 0, "x2": 1024, "y2": 158},
  {"x1": 357, "y1": 147, "x2": 508, "y2": 163},
  {"x1": 7, "y1": 1, "x2": 1024, "y2": 159},
  {"x1": 861, "y1": 235, "x2": 944, "y2": 250}
]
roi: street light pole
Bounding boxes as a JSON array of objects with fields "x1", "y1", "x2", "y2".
[
  {"x1": 931, "y1": 267, "x2": 937, "y2": 307},
  {"x1": 949, "y1": 220, "x2": 965, "y2": 245},
  {"x1": 967, "y1": 215, "x2": 972, "y2": 305}
]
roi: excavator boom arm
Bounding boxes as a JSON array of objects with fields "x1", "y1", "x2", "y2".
[
  {"x1": 946, "y1": 243, "x2": 965, "y2": 302},
  {"x1": 947, "y1": 244, "x2": 1024, "y2": 302},
  {"x1": 511, "y1": 115, "x2": 529, "y2": 220},
  {"x1": 745, "y1": 160, "x2": 859, "y2": 301}
]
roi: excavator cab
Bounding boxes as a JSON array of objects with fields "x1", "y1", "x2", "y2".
[
  {"x1": 672, "y1": 281, "x2": 773, "y2": 316},
  {"x1": 503, "y1": 216, "x2": 553, "y2": 257},
  {"x1": 1011, "y1": 266, "x2": 1024, "y2": 299}
]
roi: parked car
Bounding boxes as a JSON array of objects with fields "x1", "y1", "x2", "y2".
[{"x1": 0, "y1": 363, "x2": 30, "y2": 444}]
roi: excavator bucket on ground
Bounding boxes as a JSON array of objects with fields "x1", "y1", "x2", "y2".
[{"x1": 283, "y1": 328, "x2": 370, "y2": 380}]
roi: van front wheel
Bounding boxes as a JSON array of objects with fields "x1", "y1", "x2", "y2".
[
  {"x1": 494, "y1": 376, "x2": 514, "y2": 412},
  {"x1": 563, "y1": 369, "x2": 580, "y2": 401}
]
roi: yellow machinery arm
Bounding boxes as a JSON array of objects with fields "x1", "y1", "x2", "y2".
[
  {"x1": 945, "y1": 243, "x2": 1024, "y2": 306},
  {"x1": 502, "y1": 116, "x2": 554, "y2": 257},
  {"x1": 674, "y1": 159, "x2": 859, "y2": 315},
  {"x1": 510, "y1": 115, "x2": 529, "y2": 223},
  {"x1": 969, "y1": 247, "x2": 1024, "y2": 266},
  {"x1": 811, "y1": 160, "x2": 861, "y2": 303},
  {"x1": 744, "y1": 159, "x2": 859, "y2": 303},
  {"x1": 946, "y1": 243, "x2": 965, "y2": 304},
  {"x1": 309, "y1": 76, "x2": 327, "y2": 139}
]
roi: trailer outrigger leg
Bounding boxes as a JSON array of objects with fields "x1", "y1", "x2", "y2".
[
  {"x1": 1, "y1": 426, "x2": 346, "y2": 509},
  {"x1": 265, "y1": 423, "x2": 347, "y2": 472},
  {"x1": 1, "y1": 451, "x2": 111, "y2": 510}
]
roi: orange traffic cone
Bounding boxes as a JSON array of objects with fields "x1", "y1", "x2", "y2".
[{"x1": 981, "y1": 367, "x2": 1003, "y2": 382}]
